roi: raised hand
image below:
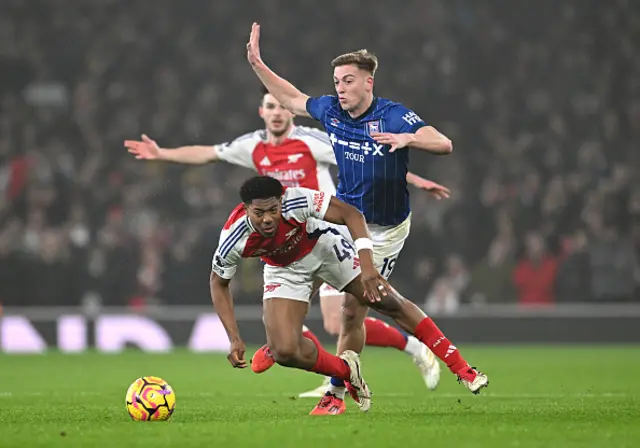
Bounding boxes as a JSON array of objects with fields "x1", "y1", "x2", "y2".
[
  {"x1": 124, "y1": 134, "x2": 160, "y2": 160},
  {"x1": 246, "y1": 22, "x2": 263, "y2": 68}
]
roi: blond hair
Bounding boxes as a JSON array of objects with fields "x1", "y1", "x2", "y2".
[{"x1": 331, "y1": 49, "x2": 378, "y2": 76}]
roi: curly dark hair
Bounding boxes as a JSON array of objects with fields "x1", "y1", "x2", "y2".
[{"x1": 239, "y1": 176, "x2": 284, "y2": 203}]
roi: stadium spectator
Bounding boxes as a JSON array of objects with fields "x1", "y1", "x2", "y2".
[
  {"x1": 513, "y1": 232, "x2": 559, "y2": 305},
  {"x1": 0, "y1": 0, "x2": 637, "y2": 307}
]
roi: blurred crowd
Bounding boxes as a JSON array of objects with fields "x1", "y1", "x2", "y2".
[{"x1": 0, "y1": 0, "x2": 638, "y2": 310}]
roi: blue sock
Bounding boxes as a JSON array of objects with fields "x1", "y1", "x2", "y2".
[{"x1": 330, "y1": 377, "x2": 345, "y2": 388}]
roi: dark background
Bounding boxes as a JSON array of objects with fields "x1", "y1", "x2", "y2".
[{"x1": 0, "y1": 0, "x2": 638, "y2": 317}]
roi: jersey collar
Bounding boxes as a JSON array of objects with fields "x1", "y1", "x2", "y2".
[
  {"x1": 245, "y1": 214, "x2": 257, "y2": 234},
  {"x1": 345, "y1": 96, "x2": 378, "y2": 122},
  {"x1": 264, "y1": 124, "x2": 296, "y2": 146}
]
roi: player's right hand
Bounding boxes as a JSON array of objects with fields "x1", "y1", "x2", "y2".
[
  {"x1": 124, "y1": 134, "x2": 160, "y2": 160},
  {"x1": 361, "y1": 269, "x2": 390, "y2": 303},
  {"x1": 246, "y1": 22, "x2": 262, "y2": 67},
  {"x1": 227, "y1": 338, "x2": 248, "y2": 369}
]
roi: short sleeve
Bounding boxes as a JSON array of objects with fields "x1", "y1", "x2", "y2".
[
  {"x1": 215, "y1": 131, "x2": 260, "y2": 170},
  {"x1": 282, "y1": 187, "x2": 332, "y2": 222},
  {"x1": 306, "y1": 95, "x2": 337, "y2": 122},
  {"x1": 386, "y1": 104, "x2": 427, "y2": 134},
  {"x1": 294, "y1": 127, "x2": 337, "y2": 165},
  {"x1": 211, "y1": 227, "x2": 246, "y2": 279}
]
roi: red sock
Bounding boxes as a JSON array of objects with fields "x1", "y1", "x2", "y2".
[
  {"x1": 302, "y1": 328, "x2": 324, "y2": 351},
  {"x1": 309, "y1": 348, "x2": 350, "y2": 381},
  {"x1": 413, "y1": 317, "x2": 470, "y2": 375},
  {"x1": 364, "y1": 317, "x2": 407, "y2": 351}
]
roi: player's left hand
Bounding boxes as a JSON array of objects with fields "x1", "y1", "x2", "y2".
[
  {"x1": 408, "y1": 175, "x2": 451, "y2": 200},
  {"x1": 361, "y1": 269, "x2": 390, "y2": 303},
  {"x1": 370, "y1": 132, "x2": 414, "y2": 153}
]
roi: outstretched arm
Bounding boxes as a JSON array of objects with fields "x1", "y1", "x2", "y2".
[
  {"x1": 406, "y1": 172, "x2": 451, "y2": 200},
  {"x1": 246, "y1": 23, "x2": 311, "y2": 117},
  {"x1": 406, "y1": 126, "x2": 453, "y2": 154},
  {"x1": 125, "y1": 134, "x2": 218, "y2": 164},
  {"x1": 372, "y1": 126, "x2": 452, "y2": 155},
  {"x1": 210, "y1": 273, "x2": 247, "y2": 368}
]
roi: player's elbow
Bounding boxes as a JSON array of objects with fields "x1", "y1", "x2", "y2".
[
  {"x1": 419, "y1": 126, "x2": 453, "y2": 154},
  {"x1": 283, "y1": 103, "x2": 298, "y2": 115},
  {"x1": 210, "y1": 272, "x2": 230, "y2": 291},
  {"x1": 343, "y1": 203, "x2": 366, "y2": 224},
  {"x1": 440, "y1": 138, "x2": 453, "y2": 154}
]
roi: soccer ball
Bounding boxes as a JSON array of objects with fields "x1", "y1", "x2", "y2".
[{"x1": 125, "y1": 376, "x2": 176, "y2": 421}]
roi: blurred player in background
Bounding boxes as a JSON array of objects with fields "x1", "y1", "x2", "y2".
[
  {"x1": 245, "y1": 22, "x2": 481, "y2": 414},
  {"x1": 124, "y1": 89, "x2": 449, "y2": 396},
  {"x1": 212, "y1": 176, "x2": 488, "y2": 414}
]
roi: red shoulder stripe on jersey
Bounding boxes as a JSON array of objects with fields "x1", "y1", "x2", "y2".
[{"x1": 223, "y1": 204, "x2": 247, "y2": 230}]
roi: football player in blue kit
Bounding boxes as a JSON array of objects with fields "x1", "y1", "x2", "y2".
[{"x1": 246, "y1": 22, "x2": 488, "y2": 414}]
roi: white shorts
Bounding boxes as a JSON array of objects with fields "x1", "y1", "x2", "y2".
[
  {"x1": 262, "y1": 225, "x2": 361, "y2": 302},
  {"x1": 318, "y1": 213, "x2": 411, "y2": 298}
]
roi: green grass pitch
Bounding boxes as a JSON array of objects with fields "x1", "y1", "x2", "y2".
[{"x1": 1, "y1": 346, "x2": 639, "y2": 447}]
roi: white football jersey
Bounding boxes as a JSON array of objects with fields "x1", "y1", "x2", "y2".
[{"x1": 215, "y1": 126, "x2": 337, "y2": 194}]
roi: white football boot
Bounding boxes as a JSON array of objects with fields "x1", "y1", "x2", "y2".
[
  {"x1": 458, "y1": 367, "x2": 489, "y2": 394},
  {"x1": 413, "y1": 344, "x2": 441, "y2": 390},
  {"x1": 340, "y1": 350, "x2": 371, "y2": 412},
  {"x1": 298, "y1": 376, "x2": 331, "y2": 398}
]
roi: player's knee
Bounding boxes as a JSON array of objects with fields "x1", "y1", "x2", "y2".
[
  {"x1": 270, "y1": 344, "x2": 299, "y2": 367},
  {"x1": 320, "y1": 294, "x2": 343, "y2": 336},
  {"x1": 341, "y1": 303, "x2": 359, "y2": 322},
  {"x1": 323, "y1": 317, "x2": 341, "y2": 337},
  {"x1": 341, "y1": 302, "x2": 365, "y2": 332},
  {"x1": 372, "y1": 291, "x2": 405, "y2": 318}
]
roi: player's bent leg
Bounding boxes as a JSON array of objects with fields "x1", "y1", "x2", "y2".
[
  {"x1": 343, "y1": 280, "x2": 488, "y2": 395},
  {"x1": 325, "y1": 294, "x2": 371, "y2": 407},
  {"x1": 307, "y1": 293, "x2": 371, "y2": 413},
  {"x1": 338, "y1": 294, "x2": 367, "y2": 355},
  {"x1": 262, "y1": 297, "x2": 370, "y2": 411},
  {"x1": 303, "y1": 283, "x2": 331, "y2": 351},
  {"x1": 363, "y1": 316, "x2": 440, "y2": 390},
  {"x1": 262, "y1": 297, "x2": 323, "y2": 369},
  {"x1": 297, "y1": 323, "x2": 331, "y2": 398},
  {"x1": 363, "y1": 317, "x2": 406, "y2": 350},
  {"x1": 322, "y1": 294, "x2": 367, "y2": 392},
  {"x1": 368, "y1": 218, "x2": 441, "y2": 390},
  {"x1": 298, "y1": 286, "x2": 342, "y2": 398},
  {"x1": 319, "y1": 290, "x2": 343, "y2": 337}
]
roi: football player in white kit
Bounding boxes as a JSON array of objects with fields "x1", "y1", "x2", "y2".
[
  {"x1": 212, "y1": 176, "x2": 488, "y2": 415},
  {"x1": 124, "y1": 90, "x2": 448, "y2": 396}
]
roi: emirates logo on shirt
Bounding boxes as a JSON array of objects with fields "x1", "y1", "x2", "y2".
[{"x1": 268, "y1": 169, "x2": 305, "y2": 181}]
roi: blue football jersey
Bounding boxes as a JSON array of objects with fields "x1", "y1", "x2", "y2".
[{"x1": 306, "y1": 96, "x2": 426, "y2": 226}]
